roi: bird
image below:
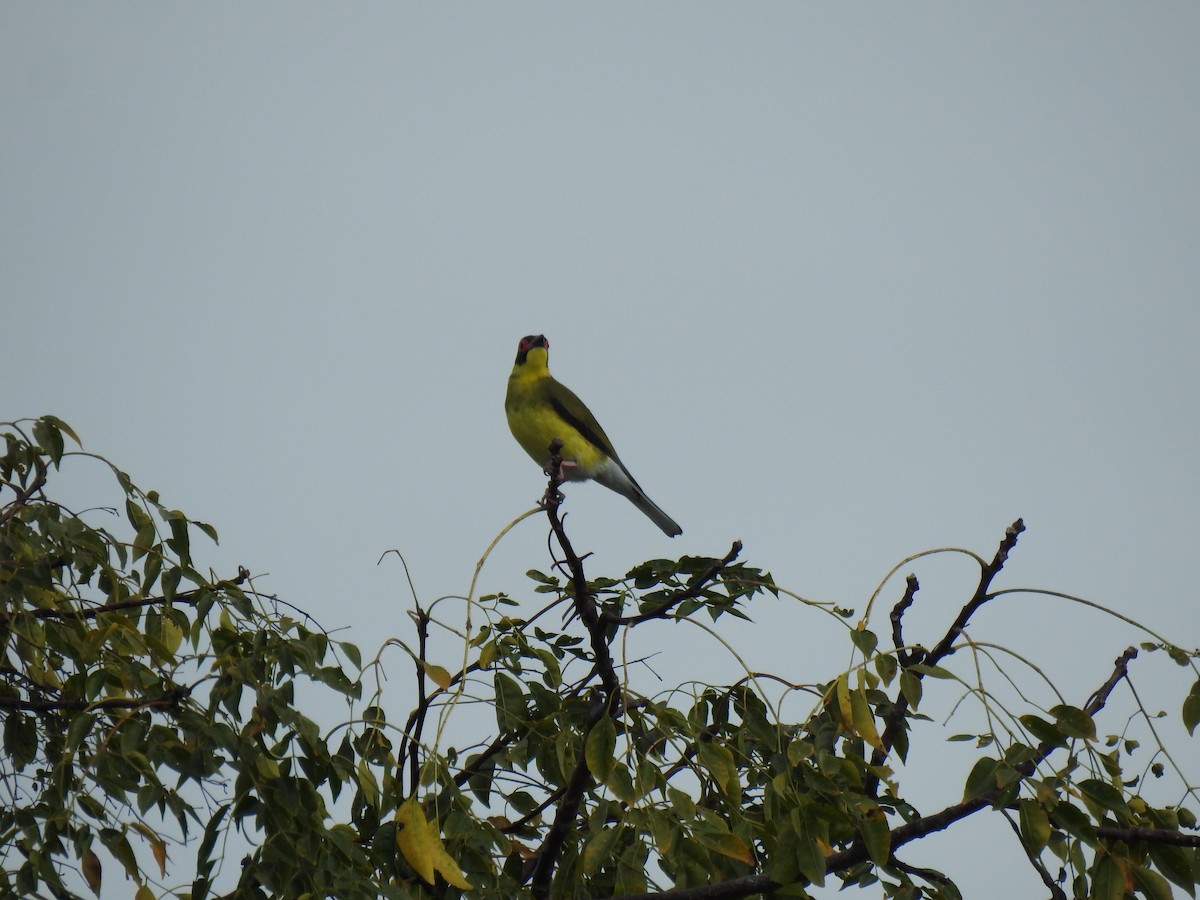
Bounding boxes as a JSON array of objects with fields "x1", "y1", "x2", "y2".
[{"x1": 505, "y1": 334, "x2": 682, "y2": 537}]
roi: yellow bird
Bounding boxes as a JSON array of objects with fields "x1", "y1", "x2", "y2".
[{"x1": 505, "y1": 334, "x2": 682, "y2": 537}]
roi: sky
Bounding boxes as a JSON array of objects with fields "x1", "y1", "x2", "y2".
[{"x1": 3, "y1": 5, "x2": 1199, "y2": 897}]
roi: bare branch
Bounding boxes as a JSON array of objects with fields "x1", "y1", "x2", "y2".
[
  {"x1": 867, "y1": 519, "x2": 1025, "y2": 794},
  {"x1": 890, "y1": 573, "x2": 924, "y2": 666}
]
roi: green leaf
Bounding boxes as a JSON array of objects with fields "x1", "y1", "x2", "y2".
[
  {"x1": 586, "y1": 716, "x2": 616, "y2": 781},
  {"x1": 850, "y1": 627, "x2": 878, "y2": 657},
  {"x1": 3, "y1": 711, "x2": 38, "y2": 771},
  {"x1": 162, "y1": 566, "x2": 182, "y2": 603},
  {"x1": 494, "y1": 672, "x2": 526, "y2": 731},
  {"x1": 32, "y1": 417, "x2": 65, "y2": 465},
  {"x1": 1017, "y1": 798, "x2": 1052, "y2": 854},
  {"x1": 875, "y1": 653, "x2": 898, "y2": 686},
  {"x1": 1182, "y1": 679, "x2": 1200, "y2": 736},
  {"x1": 194, "y1": 520, "x2": 219, "y2": 543},
  {"x1": 1147, "y1": 841, "x2": 1197, "y2": 896},
  {"x1": 900, "y1": 670, "x2": 922, "y2": 709},
  {"x1": 1133, "y1": 865, "x2": 1177, "y2": 900},
  {"x1": 582, "y1": 826, "x2": 622, "y2": 874},
  {"x1": 912, "y1": 663, "x2": 955, "y2": 680},
  {"x1": 1020, "y1": 714, "x2": 1066, "y2": 747},
  {"x1": 1050, "y1": 705, "x2": 1096, "y2": 741},
  {"x1": 857, "y1": 803, "x2": 890, "y2": 866},
  {"x1": 41, "y1": 414, "x2": 82, "y2": 447},
  {"x1": 793, "y1": 829, "x2": 826, "y2": 886},
  {"x1": 607, "y1": 761, "x2": 636, "y2": 803},
  {"x1": 1090, "y1": 853, "x2": 1126, "y2": 900},
  {"x1": 338, "y1": 641, "x2": 362, "y2": 670},
  {"x1": 1077, "y1": 778, "x2": 1131, "y2": 822},
  {"x1": 963, "y1": 757, "x2": 999, "y2": 801},
  {"x1": 1050, "y1": 802, "x2": 1096, "y2": 842},
  {"x1": 697, "y1": 741, "x2": 739, "y2": 805}
]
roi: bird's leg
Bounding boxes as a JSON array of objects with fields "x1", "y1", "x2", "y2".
[
  {"x1": 542, "y1": 464, "x2": 572, "y2": 506},
  {"x1": 541, "y1": 439, "x2": 572, "y2": 506}
]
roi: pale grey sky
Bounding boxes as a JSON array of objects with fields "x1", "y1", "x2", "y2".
[{"x1": 4, "y1": 5, "x2": 1199, "y2": 897}]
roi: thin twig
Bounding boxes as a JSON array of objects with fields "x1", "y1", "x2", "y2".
[{"x1": 1002, "y1": 808, "x2": 1068, "y2": 900}]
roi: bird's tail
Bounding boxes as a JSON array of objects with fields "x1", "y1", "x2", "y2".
[{"x1": 594, "y1": 458, "x2": 682, "y2": 537}]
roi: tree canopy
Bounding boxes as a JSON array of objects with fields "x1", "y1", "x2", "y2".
[{"x1": 1, "y1": 416, "x2": 1198, "y2": 899}]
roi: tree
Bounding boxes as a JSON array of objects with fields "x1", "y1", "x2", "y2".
[{"x1": 1, "y1": 415, "x2": 1197, "y2": 899}]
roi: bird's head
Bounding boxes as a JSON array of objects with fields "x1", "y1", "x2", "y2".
[{"x1": 514, "y1": 334, "x2": 550, "y2": 369}]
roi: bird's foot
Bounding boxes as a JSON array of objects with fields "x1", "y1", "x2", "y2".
[{"x1": 543, "y1": 459, "x2": 578, "y2": 478}]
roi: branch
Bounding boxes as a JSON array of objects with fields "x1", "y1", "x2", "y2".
[
  {"x1": 605, "y1": 646, "x2": 1141, "y2": 900},
  {"x1": 0, "y1": 457, "x2": 47, "y2": 524},
  {"x1": 1093, "y1": 826, "x2": 1200, "y2": 849},
  {"x1": 3, "y1": 567, "x2": 250, "y2": 624},
  {"x1": 451, "y1": 731, "x2": 518, "y2": 788},
  {"x1": 867, "y1": 519, "x2": 1025, "y2": 793},
  {"x1": 889, "y1": 573, "x2": 924, "y2": 666},
  {"x1": 525, "y1": 441, "x2": 625, "y2": 899},
  {"x1": 0, "y1": 688, "x2": 188, "y2": 714},
  {"x1": 527, "y1": 693, "x2": 612, "y2": 900},
  {"x1": 541, "y1": 439, "x2": 618, "y2": 695},
  {"x1": 1003, "y1": 810, "x2": 1068, "y2": 900},
  {"x1": 402, "y1": 602, "x2": 432, "y2": 795},
  {"x1": 606, "y1": 541, "x2": 743, "y2": 626},
  {"x1": 923, "y1": 518, "x2": 1026, "y2": 665}
]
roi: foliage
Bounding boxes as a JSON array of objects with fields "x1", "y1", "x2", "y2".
[{"x1": 1, "y1": 416, "x2": 1198, "y2": 899}]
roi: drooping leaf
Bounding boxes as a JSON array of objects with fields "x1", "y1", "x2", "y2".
[
  {"x1": 692, "y1": 822, "x2": 753, "y2": 864},
  {"x1": 1090, "y1": 852, "x2": 1128, "y2": 900},
  {"x1": 82, "y1": 850, "x2": 102, "y2": 897},
  {"x1": 849, "y1": 685, "x2": 883, "y2": 751},
  {"x1": 1182, "y1": 679, "x2": 1200, "y2": 736},
  {"x1": 1133, "y1": 865, "x2": 1177, "y2": 900},
  {"x1": 1017, "y1": 798, "x2": 1052, "y2": 854},
  {"x1": 585, "y1": 715, "x2": 617, "y2": 781},
  {"x1": 697, "y1": 741, "x2": 740, "y2": 805},
  {"x1": 396, "y1": 797, "x2": 472, "y2": 889},
  {"x1": 857, "y1": 804, "x2": 891, "y2": 866},
  {"x1": 1147, "y1": 841, "x2": 1197, "y2": 896}
]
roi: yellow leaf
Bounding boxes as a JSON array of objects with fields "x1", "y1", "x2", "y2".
[
  {"x1": 693, "y1": 829, "x2": 753, "y2": 864},
  {"x1": 135, "y1": 885, "x2": 156, "y2": 900},
  {"x1": 396, "y1": 798, "x2": 473, "y2": 889},
  {"x1": 834, "y1": 673, "x2": 854, "y2": 730},
  {"x1": 420, "y1": 661, "x2": 453, "y2": 690},
  {"x1": 849, "y1": 686, "x2": 884, "y2": 751},
  {"x1": 478, "y1": 641, "x2": 498, "y2": 669}
]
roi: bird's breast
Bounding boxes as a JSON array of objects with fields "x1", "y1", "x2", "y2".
[{"x1": 506, "y1": 395, "x2": 607, "y2": 477}]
